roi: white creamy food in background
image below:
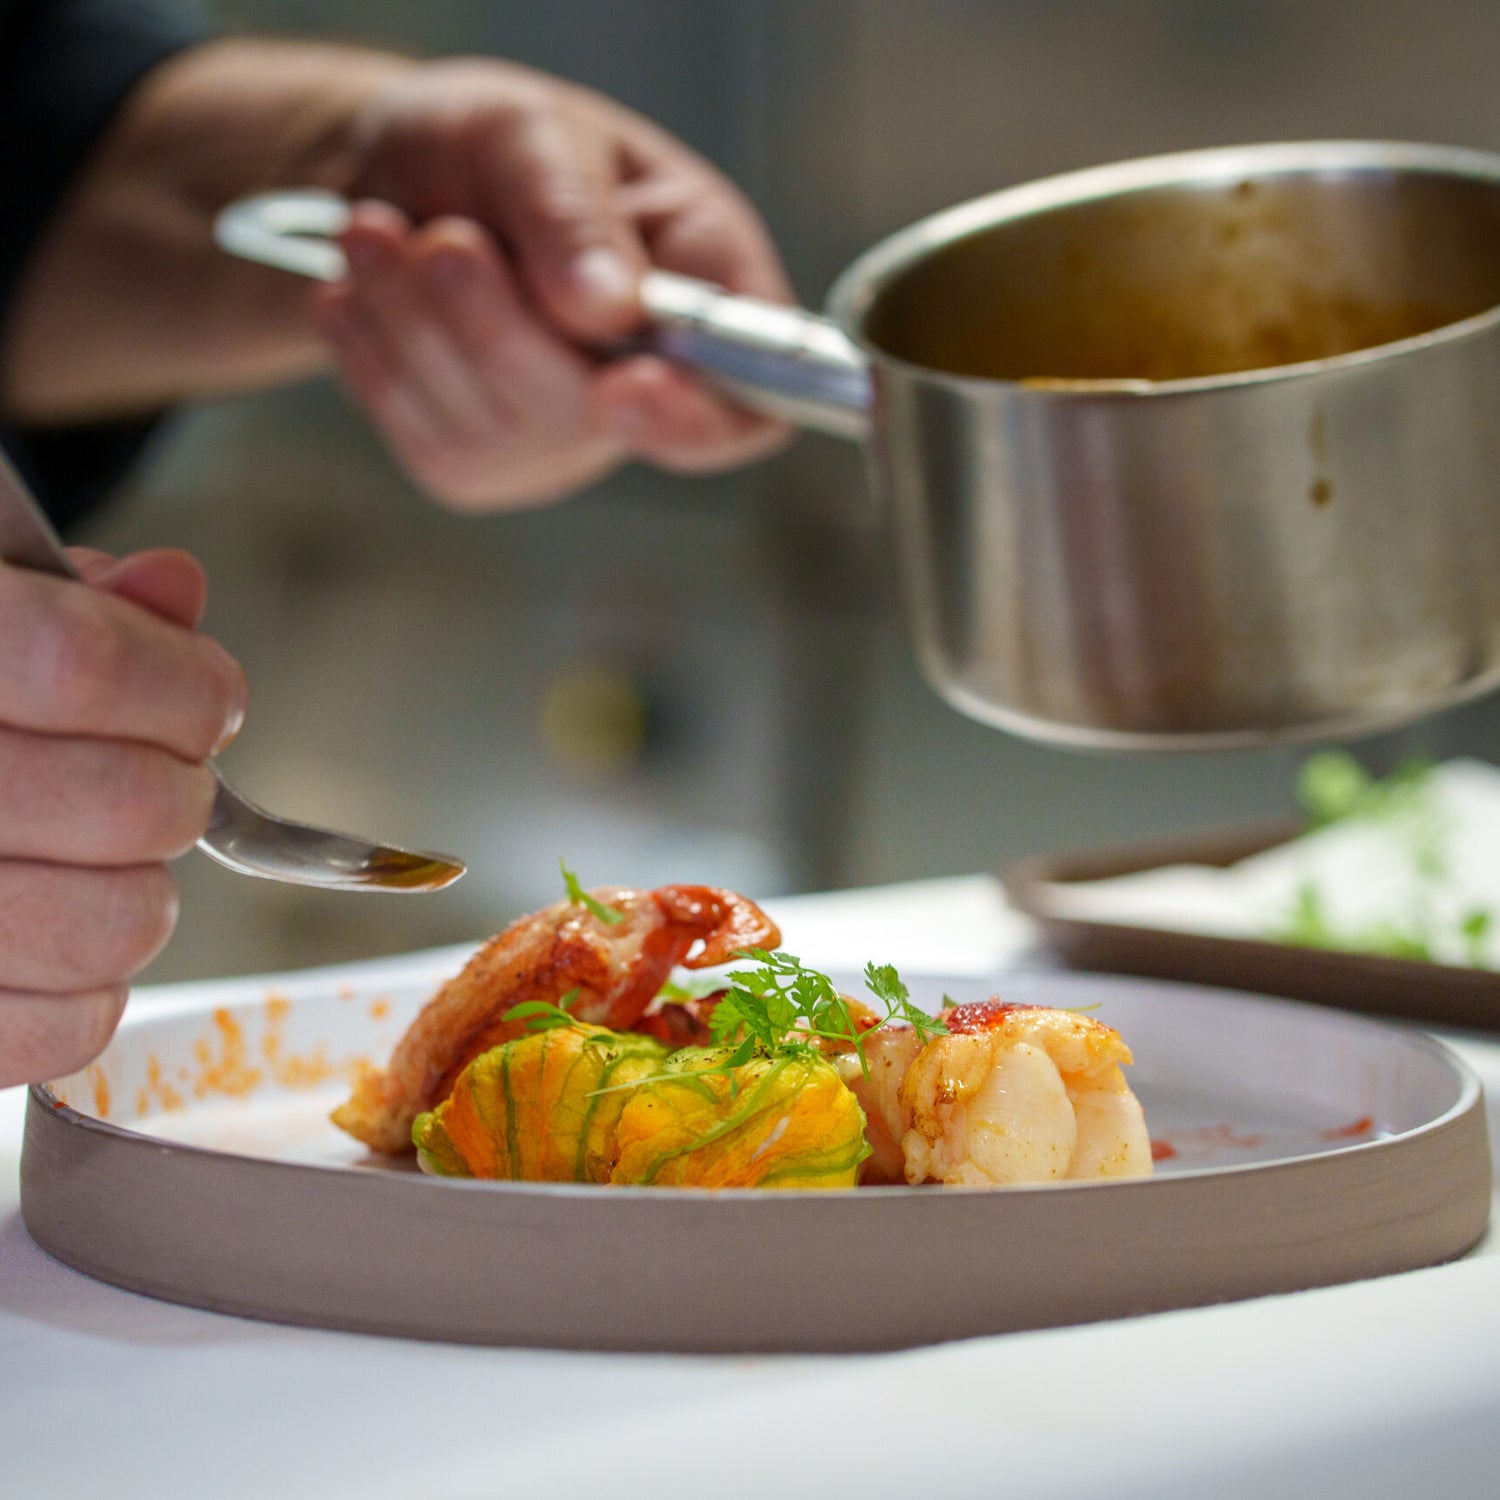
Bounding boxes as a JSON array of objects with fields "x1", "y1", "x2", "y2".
[{"x1": 1041, "y1": 759, "x2": 1500, "y2": 968}]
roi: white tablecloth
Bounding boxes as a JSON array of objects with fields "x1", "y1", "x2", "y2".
[{"x1": 4, "y1": 876, "x2": 1499, "y2": 1499}]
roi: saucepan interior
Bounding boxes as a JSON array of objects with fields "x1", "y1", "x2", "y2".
[{"x1": 849, "y1": 146, "x2": 1500, "y2": 384}]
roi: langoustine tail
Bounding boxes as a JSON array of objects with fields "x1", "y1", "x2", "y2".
[{"x1": 332, "y1": 883, "x2": 779, "y2": 1154}]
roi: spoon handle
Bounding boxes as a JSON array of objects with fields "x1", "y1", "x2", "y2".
[{"x1": 0, "y1": 448, "x2": 81, "y2": 579}]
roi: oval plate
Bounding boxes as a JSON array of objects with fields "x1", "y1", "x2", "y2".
[{"x1": 20, "y1": 960, "x2": 1490, "y2": 1352}]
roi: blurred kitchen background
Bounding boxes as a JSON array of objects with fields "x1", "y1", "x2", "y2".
[{"x1": 86, "y1": 0, "x2": 1500, "y2": 981}]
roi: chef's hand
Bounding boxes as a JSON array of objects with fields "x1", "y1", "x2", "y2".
[
  {"x1": 311, "y1": 59, "x2": 792, "y2": 509},
  {"x1": 0, "y1": 550, "x2": 245, "y2": 1087}
]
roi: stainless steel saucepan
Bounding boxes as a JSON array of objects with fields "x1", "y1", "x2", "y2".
[{"x1": 218, "y1": 141, "x2": 1500, "y2": 750}]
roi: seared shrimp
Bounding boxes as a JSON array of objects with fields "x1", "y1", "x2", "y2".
[
  {"x1": 333, "y1": 885, "x2": 779, "y2": 1152},
  {"x1": 826, "y1": 1010, "x2": 921, "y2": 1184},
  {"x1": 839, "y1": 1000, "x2": 1151, "y2": 1186}
]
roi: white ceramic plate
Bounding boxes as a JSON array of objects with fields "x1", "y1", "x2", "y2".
[{"x1": 21, "y1": 954, "x2": 1490, "y2": 1352}]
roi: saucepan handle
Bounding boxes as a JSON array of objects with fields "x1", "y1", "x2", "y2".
[{"x1": 214, "y1": 192, "x2": 873, "y2": 441}]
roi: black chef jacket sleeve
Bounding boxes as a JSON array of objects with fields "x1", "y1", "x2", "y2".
[{"x1": 0, "y1": 0, "x2": 210, "y2": 531}]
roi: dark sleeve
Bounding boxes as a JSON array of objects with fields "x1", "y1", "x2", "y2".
[{"x1": 0, "y1": 0, "x2": 210, "y2": 532}]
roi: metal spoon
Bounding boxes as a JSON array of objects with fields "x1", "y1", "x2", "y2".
[{"x1": 0, "y1": 447, "x2": 465, "y2": 892}]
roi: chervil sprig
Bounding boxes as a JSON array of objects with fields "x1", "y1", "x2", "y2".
[
  {"x1": 707, "y1": 949, "x2": 946, "y2": 1080},
  {"x1": 864, "y1": 962, "x2": 946, "y2": 1039},
  {"x1": 584, "y1": 951, "x2": 947, "y2": 1099}
]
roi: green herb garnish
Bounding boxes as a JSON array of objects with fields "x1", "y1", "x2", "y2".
[
  {"x1": 707, "y1": 950, "x2": 946, "y2": 1082},
  {"x1": 865, "y1": 963, "x2": 949, "y2": 1034},
  {"x1": 502, "y1": 986, "x2": 582, "y2": 1032},
  {"x1": 560, "y1": 860, "x2": 624, "y2": 925},
  {"x1": 585, "y1": 951, "x2": 948, "y2": 1100}
]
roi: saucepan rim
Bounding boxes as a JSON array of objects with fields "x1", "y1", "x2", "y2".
[{"x1": 827, "y1": 138, "x2": 1500, "y2": 400}]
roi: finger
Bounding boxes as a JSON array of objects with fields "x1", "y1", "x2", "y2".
[
  {"x1": 0, "y1": 862, "x2": 177, "y2": 994},
  {"x1": 314, "y1": 284, "x2": 454, "y2": 470},
  {"x1": 335, "y1": 204, "x2": 500, "y2": 440},
  {"x1": 0, "y1": 566, "x2": 246, "y2": 757},
  {"x1": 0, "y1": 986, "x2": 127, "y2": 1088},
  {"x1": 617, "y1": 172, "x2": 793, "y2": 302},
  {"x1": 80, "y1": 548, "x2": 209, "y2": 630},
  {"x1": 410, "y1": 218, "x2": 628, "y2": 502},
  {"x1": 0, "y1": 726, "x2": 216, "y2": 863},
  {"x1": 412, "y1": 218, "x2": 605, "y2": 426},
  {"x1": 592, "y1": 356, "x2": 791, "y2": 473},
  {"x1": 345, "y1": 204, "x2": 498, "y2": 435},
  {"x1": 67, "y1": 547, "x2": 116, "y2": 581},
  {"x1": 471, "y1": 109, "x2": 646, "y2": 340}
]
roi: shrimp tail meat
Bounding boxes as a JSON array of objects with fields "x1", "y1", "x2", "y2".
[{"x1": 839, "y1": 999, "x2": 1153, "y2": 1186}]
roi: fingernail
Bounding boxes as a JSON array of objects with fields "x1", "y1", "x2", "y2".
[
  {"x1": 212, "y1": 654, "x2": 249, "y2": 755},
  {"x1": 213, "y1": 711, "x2": 245, "y2": 757},
  {"x1": 569, "y1": 248, "x2": 637, "y2": 313}
]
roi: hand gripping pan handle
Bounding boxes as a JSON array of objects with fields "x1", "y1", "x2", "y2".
[{"x1": 215, "y1": 191, "x2": 872, "y2": 439}]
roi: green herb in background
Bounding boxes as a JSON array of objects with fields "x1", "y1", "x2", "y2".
[
  {"x1": 1278, "y1": 870, "x2": 1438, "y2": 961},
  {"x1": 1461, "y1": 909, "x2": 1493, "y2": 966},
  {"x1": 1270, "y1": 753, "x2": 1493, "y2": 967},
  {"x1": 1296, "y1": 750, "x2": 1434, "y2": 827},
  {"x1": 1276, "y1": 881, "x2": 1338, "y2": 950}
]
